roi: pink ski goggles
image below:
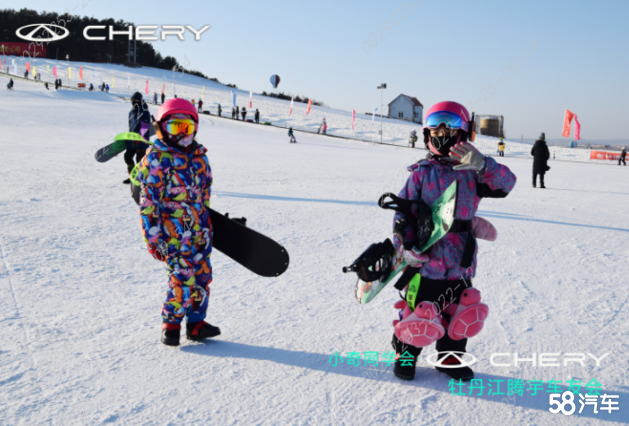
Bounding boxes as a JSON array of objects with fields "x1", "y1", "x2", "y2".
[{"x1": 425, "y1": 111, "x2": 469, "y2": 132}]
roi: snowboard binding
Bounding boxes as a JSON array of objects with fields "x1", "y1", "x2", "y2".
[
  {"x1": 378, "y1": 193, "x2": 435, "y2": 251},
  {"x1": 342, "y1": 238, "x2": 395, "y2": 283},
  {"x1": 393, "y1": 300, "x2": 446, "y2": 348}
]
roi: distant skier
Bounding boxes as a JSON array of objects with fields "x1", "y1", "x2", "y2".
[
  {"x1": 105, "y1": 84, "x2": 110, "y2": 93},
  {"x1": 218, "y1": 104, "x2": 222, "y2": 117},
  {"x1": 123, "y1": 92, "x2": 151, "y2": 184},
  {"x1": 24, "y1": 70, "x2": 28, "y2": 79},
  {"x1": 255, "y1": 109, "x2": 260, "y2": 123},
  {"x1": 619, "y1": 147, "x2": 627, "y2": 166},
  {"x1": 288, "y1": 127, "x2": 296, "y2": 143},
  {"x1": 231, "y1": 107, "x2": 236, "y2": 119},
  {"x1": 153, "y1": 92, "x2": 158, "y2": 104},
  {"x1": 388, "y1": 101, "x2": 516, "y2": 382},
  {"x1": 498, "y1": 138, "x2": 505, "y2": 157},
  {"x1": 7, "y1": 78, "x2": 14, "y2": 90},
  {"x1": 137, "y1": 98, "x2": 220, "y2": 346},
  {"x1": 241, "y1": 106, "x2": 247, "y2": 121},
  {"x1": 44, "y1": 82, "x2": 49, "y2": 90},
  {"x1": 531, "y1": 133, "x2": 550, "y2": 188},
  {"x1": 161, "y1": 92, "x2": 165, "y2": 104},
  {"x1": 409, "y1": 129, "x2": 418, "y2": 148},
  {"x1": 89, "y1": 83, "x2": 94, "y2": 91},
  {"x1": 236, "y1": 106, "x2": 240, "y2": 120},
  {"x1": 198, "y1": 99, "x2": 203, "y2": 113},
  {"x1": 317, "y1": 118, "x2": 327, "y2": 134}
]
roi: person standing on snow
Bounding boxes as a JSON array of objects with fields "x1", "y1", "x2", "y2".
[
  {"x1": 218, "y1": 104, "x2": 222, "y2": 117},
  {"x1": 136, "y1": 98, "x2": 220, "y2": 346},
  {"x1": 241, "y1": 106, "x2": 247, "y2": 121},
  {"x1": 619, "y1": 147, "x2": 626, "y2": 166},
  {"x1": 236, "y1": 106, "x2": 240, "y2": 120},
  {"x1": 498, "y1": 138, "x2": 505, "y2": 157},
  {"x1": 198, "y1": 99, "x2": 203, "y2": 113},
  {"x1": 288, "y1": 127, "x2": 296, "y2": 143},
  {"x1": 318, "y1": 118, "x2": 327, "y2": 134},
  {"x1": 389, "y1": 101, "x2": 516, "y2": 382},
  {"x1": 123, "y1": 92, "x2": 151, "y2": 184},
  {"x1": 531, "y1": 133, "x2": 550, "y2": 188},
  {"x1": 161, "y1": 92, "x2": 165, "y2": 104},
  {"x1": 409, "y1": 129, "x2": 418, "y2": 148},
  {"x1": 255, "y1": 109, "x2": 260, "y2": 123},
  {"x1": 153, "y1": 92, "x2": 158, "y2": 104}
]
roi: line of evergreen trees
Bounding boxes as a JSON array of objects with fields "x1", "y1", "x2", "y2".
[{"x1": 260, "y1": 91, "x2": 324, "y2": 106}]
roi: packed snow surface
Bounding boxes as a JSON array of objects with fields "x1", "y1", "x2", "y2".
[{"x1": 1, "y1": 68, "x2": 628, "y2": 425}]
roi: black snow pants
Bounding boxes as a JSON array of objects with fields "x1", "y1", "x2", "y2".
[
  {"x1": 533, "y1": 173, "x2": 545, "y2": 187},
  {"x1": 124, "y1": 147, "x2": 147, "y2": 173}
]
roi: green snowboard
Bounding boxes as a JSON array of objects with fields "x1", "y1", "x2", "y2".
[{"x1": 352, "y1": 180, "x2": 458, "y2": 304}]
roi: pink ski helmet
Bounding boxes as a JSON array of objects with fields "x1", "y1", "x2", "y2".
[
  {"x1": 156, "y1": 98, "x2": 199, "y2": 123},
  {"x1": 423, "y1": 101, "x2": 473, "y2": 156}
]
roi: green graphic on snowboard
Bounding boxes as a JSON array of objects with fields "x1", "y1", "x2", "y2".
[{"x1": 354, "y1": 180, "x2": 458, "y2": 304}]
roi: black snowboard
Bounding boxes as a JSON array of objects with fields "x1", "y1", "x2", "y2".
[{"x1": 131, "y1": 183, "x2": 289, "y2": 277}]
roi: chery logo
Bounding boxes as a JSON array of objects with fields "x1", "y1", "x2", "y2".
[
  {"x1": 424, "y1": 351, "x2": 478, "y2": 369},
  {"x1": 16, "y1": 24, "x2": 70, "y2": 42}
]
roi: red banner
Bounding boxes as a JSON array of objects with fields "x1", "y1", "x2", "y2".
[
  {"x1": 0, "y1": 42, "x2": 46, "y2": 58},
  {"x1": 562, "y1": 109, "x2": 574, "y2": 138},
  {"x1": 574, "y1": 114, "x2": 581, "y2": 140},
  {"x1": 590, "y1": 150, "x2": 624, "y2": 161}
]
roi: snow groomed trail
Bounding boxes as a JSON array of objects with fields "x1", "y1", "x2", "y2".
[{"x1": 0, "y1": 71, "x2": 628, "y2": 425}]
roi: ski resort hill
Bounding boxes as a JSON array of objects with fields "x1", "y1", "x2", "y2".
[{"x1": 1, "y1": 66, "x2": 628, "y2": 425}]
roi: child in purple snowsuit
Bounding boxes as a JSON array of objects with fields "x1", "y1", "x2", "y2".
[{"x1": 390, "y1": 101, "x2": 516, "y2": 382}]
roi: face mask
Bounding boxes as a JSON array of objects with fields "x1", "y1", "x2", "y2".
[{"x1": 430, "y1": 132, "x2": 460, "y2": 155}]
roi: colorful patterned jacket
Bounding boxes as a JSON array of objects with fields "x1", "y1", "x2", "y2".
[
  {"x1": 137, "y1": 138, "x2": 213, "y2": 261},
  {"x1": 393, "y1": 155, "x2": 516, "y2": 280}
]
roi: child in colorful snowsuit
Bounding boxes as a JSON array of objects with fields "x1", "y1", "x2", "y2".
[
  {"x1": 391, "y1": 101, "x2": 516, "y2": 381},
  {"x1": 137, "y1": 98, "x2": 220, "y2": 346}
]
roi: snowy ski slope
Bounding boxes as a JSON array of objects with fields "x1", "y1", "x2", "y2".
[{"x1": 0, "y1": 70, "x2": 628, "y2": 425}]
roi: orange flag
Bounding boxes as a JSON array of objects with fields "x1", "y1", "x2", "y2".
[
  {"x1": 306, "y1": 99, "x2": 313, "y2": 115},
  {"x1": 562, "y1": 110, "x2": 574, "y2": 138},
  {"x1": 79, "y1": 67, "x2": 83, "y2": 80},
  {"x1": 26, "y1": 62, "x2": 30, "y2": 72}
]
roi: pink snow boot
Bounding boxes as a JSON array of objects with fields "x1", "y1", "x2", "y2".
[
  {"x1": 443, "y1": 288, "x2": 489, "y2": 341},
  {"x1": 393, "y1": 300, "x2": 445, "y2": 348}
]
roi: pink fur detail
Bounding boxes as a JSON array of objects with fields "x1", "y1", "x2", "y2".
[{"x1": 472, "y1": 216, "x2": 497, "y2": 242}]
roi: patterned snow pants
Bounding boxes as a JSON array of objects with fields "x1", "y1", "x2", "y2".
[{"x1": 162, "y1": 255, "x2": 213, "y2": 324}]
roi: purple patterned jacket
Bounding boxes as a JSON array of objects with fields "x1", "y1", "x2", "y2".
[{"x1": 393, "y1": 156, "x2": 516, "y2": 280}]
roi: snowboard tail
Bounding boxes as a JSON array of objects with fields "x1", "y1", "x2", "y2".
[{"x1": 94, "y1": 132, "x2": 150, "y2": 163}]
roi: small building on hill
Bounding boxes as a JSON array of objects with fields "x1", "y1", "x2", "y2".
[{"x1": 388, "y1": 94, "x2": 423, "y2": 124}]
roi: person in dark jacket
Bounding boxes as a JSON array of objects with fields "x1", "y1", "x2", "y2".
[
  {"x1": 236, "y1": 106, "x2": 240, "y2": 120},
  {"x1": 24, "y1": 70, "x2": 28, "y2": 79},
  {"x1": 231, "y1": 107, "x2": 236, "y2": 119},
  {"x1": 218, "y1": 104, "x2": 222, "y2": 117},
  {"x1": 44, "y1": 82, "x2": 49, "y2": 90},
  {"x1": 7, "y1": 78, "x2": 14, "y2": 90},
  {"x1": 255, "y1": 109, "x2": 260, "y2": 123},
  {"x1": 123, "y1": 92, "x2": 151, "y2": 184},
  {"x1": 161, "y1": 92, "x2": 165, "y2": 104},
  {"x1": 531, "y1": 132, "x2": 550, "y2": 188},
  {"x1": 619, "y1": 147, "x2": 627, "y2": 166},
  {"x1": 241, "y1": 106, "x2": 247, "y2": 121},
  {"x1": 198, "y1": 99, "x2": 203, "y2": 113}
]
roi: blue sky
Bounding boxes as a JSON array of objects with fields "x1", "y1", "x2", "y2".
[{"x1": 16, "y1": 0, "x2": 629, "y2": 140}]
